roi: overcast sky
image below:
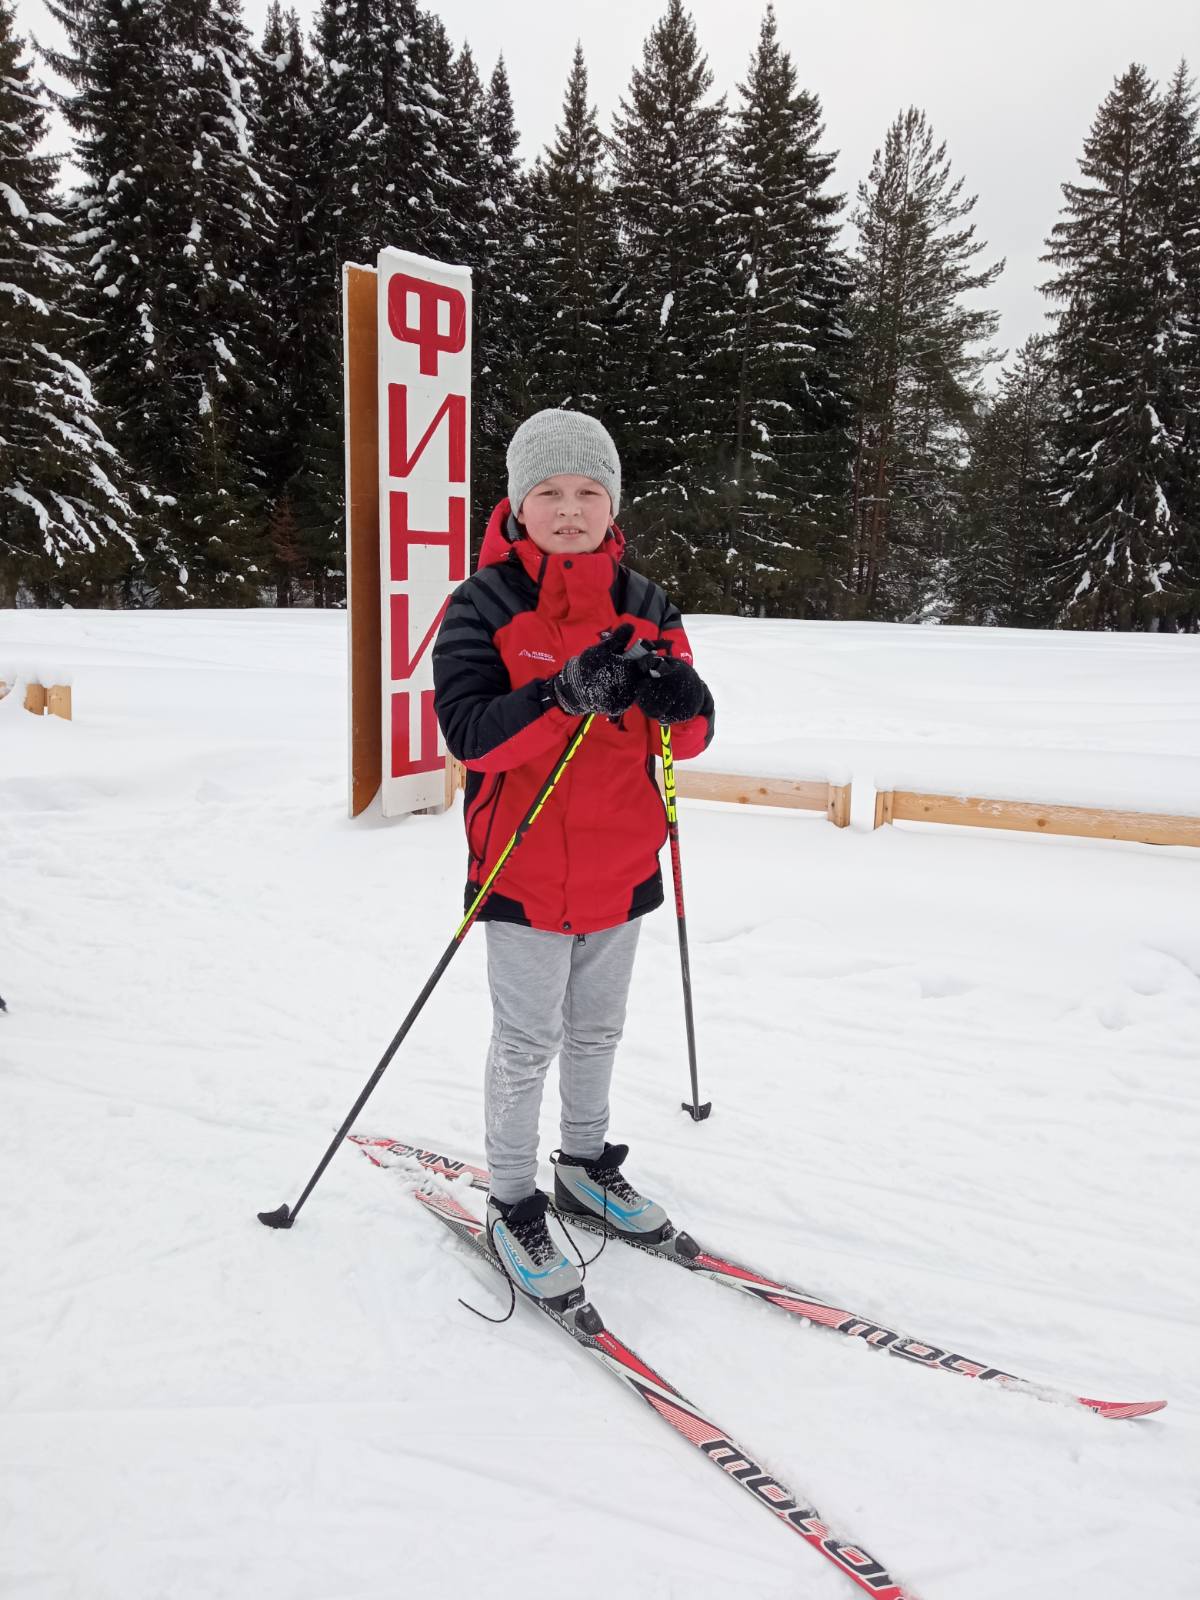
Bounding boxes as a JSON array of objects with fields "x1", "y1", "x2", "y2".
[{"x1": 17, "y1": 0, "x2": 1197, "y2": 367}]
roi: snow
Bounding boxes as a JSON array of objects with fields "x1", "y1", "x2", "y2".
[
  {"x1": 685, "y1": 616, "x2": 1200, "y2": 815},
  {"x1": 1, "y1": 609, "x2": 1196, "y2": 1599},
  {"x1": 1, "y1": 180, "x2": 29, "y2": 218}
]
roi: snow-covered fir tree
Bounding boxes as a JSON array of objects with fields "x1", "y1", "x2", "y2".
[
  {"x1": 714, "y1": 4, "x2": 852, "y2": 617},
  {"x1": 250, "y1": 2, "x2": 341, "y2": 604},
  {"x1": 847, "y1": 106, "x2": 1002, "y2": 622},
  {"x1": 608, "y1": 0, "x2": 727, "y2": 605},
  {"x1": 471, "y1": 57, "x2": 533, "y2": 527},
  {"x1": 308, "y1": 0, "x2": 436, "y2": 267},
  {"x1": 956, "y1": 336, "x2": 1060, "y2": 626},
  {"x1": 418, "y1": 22, "x2": 478, "y2": 267},
  {"x1": 141, "y1": 0, "x2": 278, "y2": 602},
  {"x1": 1043, "y1": 63, "x2": 1200, "y2": 630},
  {"x1": 0, "y1": 0, "x2": 141, "y2": 605},
  {"x1": 523, "y1": 45, "x2": 618, "y2": 421},
  {"x1": 47, "y1": 0, "x2": 278, "y2": 601},
  {"x1": 38, "y1": 0, "x2": 193, "y2": 599},
  {"x1": 1151, "y1": 63, "x2": 1200, "y2": 620}
]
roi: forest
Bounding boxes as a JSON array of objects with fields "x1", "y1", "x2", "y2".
[{"x1": 1, "y1": 0, "x2": 1197, "y2": 629}]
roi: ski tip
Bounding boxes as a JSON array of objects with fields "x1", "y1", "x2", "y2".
[
  {"x1": 1081, "y1": 1397, "x2": 1167, "y2": 1420},
  {"x1": 257, "y1": 1204, "x2": 293, "y2": 1230}
]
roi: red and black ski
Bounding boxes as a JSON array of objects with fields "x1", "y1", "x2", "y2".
[
  {"x1": 415, "y1": 1179, "x2": 916, "y2": 1600},
  {"x1": 353, "y1": 1134, "x2": 1166, "y2": 1422}
]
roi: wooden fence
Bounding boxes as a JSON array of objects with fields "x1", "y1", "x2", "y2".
[
  {"x1": 446, "y1": 757, "x2": 850, "y2": 826},
  {"x1": 873, "y1": 788, "x2": 1199, "y2": 849},
  {"x1": 446, "y1": 758, "x2": 1197, "y2": 848}
]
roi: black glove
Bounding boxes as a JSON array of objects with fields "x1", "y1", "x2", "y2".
[
  {"x1": 552, "y1": 622, "x2": 643, "y2": 717},
  {"x1": 634, "y1": 653, "x2": 707, "y2": 725}
]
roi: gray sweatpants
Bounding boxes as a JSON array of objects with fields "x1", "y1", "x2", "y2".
[{"x1": 483, "y1": 919, "x2": 643, "y2": 1203}]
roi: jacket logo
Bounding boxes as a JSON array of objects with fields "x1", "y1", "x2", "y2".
[{"x1": 519, "y1": 648, "x2": 558, "y2": 663}]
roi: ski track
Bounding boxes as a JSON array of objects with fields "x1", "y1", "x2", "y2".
[{"x1": 1, "y1": 610, "x2": 1197, "y2": 1599}]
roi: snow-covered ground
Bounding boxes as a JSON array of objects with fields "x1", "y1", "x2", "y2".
[{"x1": 1, "y1": 609, "x2": 1197, "y2": 1600}]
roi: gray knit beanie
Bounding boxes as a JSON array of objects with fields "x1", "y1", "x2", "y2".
[{"x1": 507, "y1": 409, "x2": 621, "y2": 518}]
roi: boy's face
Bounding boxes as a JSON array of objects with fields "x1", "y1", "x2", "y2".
[{"x1": 518, "y1": 474, "x2": 612, "y2": 555}]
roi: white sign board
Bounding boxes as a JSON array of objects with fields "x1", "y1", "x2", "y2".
[{"x1": 377, "y1": 248, "x2": 473, "y2": 817}]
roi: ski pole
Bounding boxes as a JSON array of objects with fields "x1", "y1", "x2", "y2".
[
  {"x1": 660, "y1": 723, "x2": 711, "y2": 1121},
  {"x1": 259, "y1": 714, "x2": 595, "y2": 1230}
]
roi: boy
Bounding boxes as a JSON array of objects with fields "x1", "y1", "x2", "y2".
[{"x1": 432, "y1": 409, "x2": 714, "y2": 1308}]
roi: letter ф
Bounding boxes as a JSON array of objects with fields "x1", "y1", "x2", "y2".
[{"x1": 388, "y1": 272, "x2": 467, "y2": 377}]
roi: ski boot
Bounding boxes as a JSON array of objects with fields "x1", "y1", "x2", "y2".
[
  {"x1": 552, "y1": 1142, "x2": 671, "y2": 1244},
  {"x1": 485, "y1": 1190, "x2": 583, "y2": 1311}
]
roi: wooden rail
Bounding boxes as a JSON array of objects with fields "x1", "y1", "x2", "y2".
[
  {"x1": 446, "y1": 758, "x2": 851, "y2": 826},
  {"x1": 874, "y1": 789, "x2": 1200, "y2": 849},
  {"x1": 665, "y1": 769, "x2": 851, "y2": 826}
]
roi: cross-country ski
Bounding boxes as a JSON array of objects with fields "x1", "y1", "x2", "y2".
[
  {"x1": 417, "y1": 1181, "x2": 917, "y2": 1600},
  {"x1": 353, "y1": 1134, "x2": 1167, "y2": 1421}
]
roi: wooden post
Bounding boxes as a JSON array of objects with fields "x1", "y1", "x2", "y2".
[
  {"x1": 873, "y1": 789, "x2": 894, "y2": 828},
  {"x1": 47, "y1": 685, "x2": 73, "y2": 721},
  {"x1": 826, "y1": 783, "x2": 852, "y2": 828},
  {"x1": 23, "y1": 682, "x2": 46, "y2": 716},
  {"x1": 345, "y1": 264, "x2": 382, "y2": 818}
]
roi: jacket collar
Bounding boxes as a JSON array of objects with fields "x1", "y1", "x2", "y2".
[
  {"x1": 477, "y1": 499, "x2": 624, "y2": 621},
  {"x1": 477, "y1": 498, "x2": 626, "y2": 571}
]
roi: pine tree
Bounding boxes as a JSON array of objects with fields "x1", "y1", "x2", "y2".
[
  {"x1": 309, "y1": 0, "x2": 437, "y2": 269},
  {"x1": 472, "y1": 57, "x2": 534, "y2": 523},
  {"x1": 715, "y1": 4, "x2": 852, "y2": 617},
  {"x1": 525, "y1": 44, "x2": 619, "y2": 418},
  {"x1": 0, "y1": 0, "x2": 144, "y2": 605},
  {"x1": 846, "y1": 106, "x2": 1002, "y2": 622},
  {"x1": 608, "y1": 0, "x2": 727, "y2": 604},
  {"x1": 45, "y1": 0, "x2": 279, "y2": 602},
  {"x1": 147, "y1": 0, "x2": 277, "y2": 602},
  {"x1": 39, "y1": 0, "x2": 191, "y2": 598},
  {"x1": 1153, "y1": 64, "x2": 1200, "y2": 629},
  {"x1": 250, "y1": 3, "x2": 338, "y2": 604},
  {"x1": 956, "y1": 336, "x2": 1060, "y2": 626},
  {"x1": 1042, "y1": 64, "x2": 1199, "y2": 629},
  {"x1": 419, "y1": 24, "x2": 479, "y2": 267},
  {"x1": 299, "y1": 0, "x2": 447, "y2": 601}
]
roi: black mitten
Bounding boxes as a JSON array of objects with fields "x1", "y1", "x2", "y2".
[
  {"x1": 634, "y1": 655, "x2": 707, "y2": 725},
  {"x1": 553, "y1": 622, "x2": 643, "y2": 717}
]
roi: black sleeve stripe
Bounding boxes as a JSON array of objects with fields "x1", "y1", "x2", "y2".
[
  {"x1": 432, "y1": 624, "x2": 493, "y2": 654},
  {"x1": 466, "y1": 583, "x2": 516, "y2": 637},
  {"x1": 622, "y1": 569, "x2": 658, "y2": 621},
  {"x1": 619, "y1": 567, "x2": 677, "y2": 628},
  {"x1": 443, "y1": 647, "x2": 500, "y2": 669},
  {"x1": 471, "y1": 566, "x2": 527, "y2": 628}
]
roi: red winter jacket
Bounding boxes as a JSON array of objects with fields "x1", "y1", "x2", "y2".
[{"x1": 432, "y1": 500, "x2": 715, "y2": 935}]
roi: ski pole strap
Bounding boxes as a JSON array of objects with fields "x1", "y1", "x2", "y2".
[{"x1": 454, "y1": 713, "x2": 595, "y2": 941}]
